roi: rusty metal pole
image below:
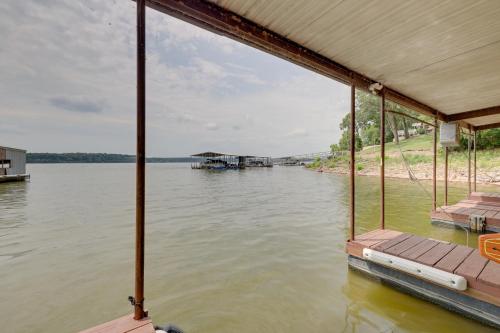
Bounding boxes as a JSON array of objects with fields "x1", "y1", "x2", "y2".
[
  {"x1": 380, "y1": 91, "x2": 385, "y2": 229},
  {"x1": 134, "y1": 0, "x2": 146, "y2": 320},
  {"x1": 474, "y1": 130, "x2": 477, "y2": 192},
  {"x1": 349, "y1": 85, "x2": 355, "y2": 241},
  {"x1": 432, "y1": 117, "x2": 437, "y2": 211},
  {"x1": 467, "y1": 126, "x2": 471, "y2": 196},
  {"x1": 444, "y1": 147, "x2": 448, "y2": 206}
]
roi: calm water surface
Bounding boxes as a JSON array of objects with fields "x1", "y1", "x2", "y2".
[{"x1": 0, "y1": 164, "x2": 497, "y2": 333}]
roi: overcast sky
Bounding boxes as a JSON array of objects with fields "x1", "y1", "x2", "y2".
[{"x1": 1, "y1": 1, "x2": 350, "y2": 157}]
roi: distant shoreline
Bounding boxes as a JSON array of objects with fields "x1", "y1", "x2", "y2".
[
  {"x1": 26, "y1": 161, "x2": 191, "y2": 164},
  {"x1": 26, "y1": 153, "x2": 197, "y2": 164}
]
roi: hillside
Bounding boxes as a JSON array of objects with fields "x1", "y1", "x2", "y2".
[{"x1": 308, "y1": 134, "x2": 500, "y2": 185}]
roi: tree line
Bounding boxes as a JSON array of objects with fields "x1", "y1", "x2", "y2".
[
  {"x1": 26, "y1": 153, "x2": 195, "y2": 163},
  {"x1": 331, "y1": 89, "x2": 499, "y2": 153}
]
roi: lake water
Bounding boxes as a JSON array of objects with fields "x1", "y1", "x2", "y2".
[{"x1": 0, "y1": 163, "x2": 497, "y2": 333}]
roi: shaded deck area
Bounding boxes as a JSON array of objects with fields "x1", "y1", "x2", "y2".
[
  {"x1": 346, "y1": 229, "x2": 500, "y2": 328},
  {"x1": 431, "y1": 192, "x2": 500, "y2": 232},
  {"x1": 79, "y1": 314, "x2": 155, "y2": 333}
]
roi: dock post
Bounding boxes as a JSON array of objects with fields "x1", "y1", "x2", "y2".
[
  {"x1": 444, "y1": 147, "x2": 448, "y2": 206},
  {"x1": 468, "y1": 125, "x2": 471, "y2": 196},
  {"x1": 349, "y1": 85, "x2": 355, "y2": 241},
  {"x1": 134, "y1": 0, "x2": 146, "y2": 320},
  {"x1": 380, "y1": 90, "x2": 385, "y2": 229},
  {"x1": 473, "y1": 130, "x2": 477, "y2": 192},
  {"x1": 432, "y1": 117, "x2": 437, "y2": 211}
]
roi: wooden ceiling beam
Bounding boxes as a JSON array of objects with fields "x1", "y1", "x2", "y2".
[
  {"x1": 146, "y1": 0, "x2": 447, "y2": 120},
  {"x1": 446, "y1": 105, "x2": 500, "y2": 122},
  {"x1": 474, "y1": 122, "x2": 500, "y2": 131}
]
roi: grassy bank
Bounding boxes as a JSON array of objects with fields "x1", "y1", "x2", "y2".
[{"x1": 307, "y1": 134, "x2": 500, "y2": 184}]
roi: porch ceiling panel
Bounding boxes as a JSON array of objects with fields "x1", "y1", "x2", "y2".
[{"x1": 211, "y1": 0, "x2": 500, "y2": 124}]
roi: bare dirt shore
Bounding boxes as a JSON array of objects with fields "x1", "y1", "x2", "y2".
[{"x1": 312, "y1": 164, "x2": 500, "y2": 186}]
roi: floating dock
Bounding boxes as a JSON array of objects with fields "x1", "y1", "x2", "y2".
[
  {"x1": 79, "y1": 314, "x2": 155, "y2": 333},
  {"x1": 346, "y1": 229, "x2": 500, "y2": 329},
  {"x1": 431, "y1": 192, "x2": 500, "y2": 233},
  {"x1": 0, "y1": 174, "x2": 30, "y2": 183}
]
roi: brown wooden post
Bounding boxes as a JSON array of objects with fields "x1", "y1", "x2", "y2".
[
  {"x1": 134, "y1": 0, "x2": 146, "y2": 321},
  {"x1": 432, "y1": 117, "x2": 437, "y2": 211},
  {"x1": 380, "y1": 91, "x2": 385, "y2": 229},
  {"x1": 467, "y1": 126, "x2": 471, "y2": 196},
  {"x1": 473, "y1": 130, "x2": 477, "y2": 192},
  {"x1": 444, "y1": 147, "x2": 448, "y2": 206},
  {"x1": 349, "y1": 85, "x2": 355, "y2": 241}
]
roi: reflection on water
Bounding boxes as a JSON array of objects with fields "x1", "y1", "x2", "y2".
[{"x1": 0, "y1": 164, "x2": 497, "y2": 333}]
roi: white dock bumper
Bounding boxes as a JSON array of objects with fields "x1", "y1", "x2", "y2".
[{"x1": 362, "y1": 248, "x2": 467, "y2": 291}]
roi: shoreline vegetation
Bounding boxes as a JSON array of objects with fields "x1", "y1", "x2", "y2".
[
  {"x1": 311, "y1": 88, "x2": 499, "y2": 186},
  {"x1": 306, "y1": 134, "x2": 500, "y2": 186}
]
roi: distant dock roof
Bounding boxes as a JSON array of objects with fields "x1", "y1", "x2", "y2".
[
  {"x1": 0, "y1": 146, "x2": 27, "y2": 153},
  {"x1": 190, "y1": 152, "x2": 271, "y2": 158},
  {"x1": 190, "y1": 152, "x2": 238, "y2": 157}
]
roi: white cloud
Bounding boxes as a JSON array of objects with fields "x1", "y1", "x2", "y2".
[
  {"x1": 0, "y1": 0, "x2": 348, "y2": 157},
  {"x1": 287, "y1": 128, "x2": 309, "y2": 138},
  {"x1": 205, "y1": 122, "x2": 219, "y2": 131}
]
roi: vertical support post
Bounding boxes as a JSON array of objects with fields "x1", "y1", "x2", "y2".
[
  {"x1": 473, "y1": 130, "x2": 477, "y2": 192},
  {"x1": 467, "y1": 126, "x2": 471, "y2": 196},
  {"x1": 380, "y1": 91, "x2": 385, "y2": 229},
  {"x1": 432, "y1": 117, "x2": 437, "y2": 211},
  {"x1": 349, "y1": 85, "x2": 355, "y2": 241},
  {"x1": 444, "y1": 147, "x2": 448, "y2": 206},
  {"x1": 134, "y1": 0, "x2": 146, "y2": 321}
]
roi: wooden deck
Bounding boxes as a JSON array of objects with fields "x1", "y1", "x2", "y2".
[
  {"x1": 347, "y1": 229, "x2": 500, "y2": 298},
  {"x1": 346, "y1": 229, "x2": 500, "y2": 328},
  {"x1": 79, "y1": 314, "x2": 155, "y2": 333},
  {"x1": 431, "y1": 192, "x2": 500, "y2": 232}
]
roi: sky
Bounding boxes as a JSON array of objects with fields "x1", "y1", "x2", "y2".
[{"x1": 0, "y1": 0, "x2": 350, "y2": 157}]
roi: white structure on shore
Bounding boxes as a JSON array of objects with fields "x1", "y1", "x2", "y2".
[{"x1": 0, "y1": 146, "x2": 29, "y2": 182}]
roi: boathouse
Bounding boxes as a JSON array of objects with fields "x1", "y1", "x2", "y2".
[
  {"x1": 81, "y1": 1, "x2": 500, "y2": 332},
  {"x1": 0, "y1": 146, "x2": 28, "y2": 183},
  {"x1": 190, "y1": 152, "x2": 272, "y2": 169}
]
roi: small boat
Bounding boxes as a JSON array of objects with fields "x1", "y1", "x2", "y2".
[{"x1": 479, "y1": 234, "x2": 500, "y2": 263}]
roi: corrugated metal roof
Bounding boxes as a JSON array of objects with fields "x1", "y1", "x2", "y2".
[
  {"x1": 210, "y1": 0, "x2": 500, "y2": 127},
  {"x1": 191, "y1": 152, "x2": 239, "y2": 157},
  {"x1": 0, "y1": 146, "x2": 26, "y2": 152}
]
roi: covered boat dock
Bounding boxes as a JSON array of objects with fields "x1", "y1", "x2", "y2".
[{"x1": 82, "y1": 0, "x2": 500, "y2": 331}]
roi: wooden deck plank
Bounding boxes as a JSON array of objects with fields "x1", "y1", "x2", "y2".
[
  {"x1": 131, "y1": 324, "x2": 156, "y2": 333},
  {"x1": 461, "y1": 200, "x2": 500, "y2": 209},
  {"x1": 384, "y1": 235, "x2": 426, "y2": 256},
  {"x1": 400, "y1": 239, "x2": 439, "y2": 260},
  {"x1": 355, "y1": 228, "x2": 387, "y2": 240},
  {"x1": 347, "y1": 229, "x2": 403, "y2": 257},
  {"x1": 470, "y1": 192, "x2": 500, "y2": 204},
  {"x1": 79, "y1": 314, "x2": 154, "y2": 333},
  {"x1": 484, "y1": 210, "x2": 499, "y2": 218},
  {"x1": 454, "y1": 250, "x2": 489, "y2": 285},
  {"x1": 355, "y1": 230, "x2": 394, "y2": 248},
  {"x1": 415, "y1": 242, "x2": 456, "y2": 266},
  {"x1": 434, "y1": 245, "x2": 474, "y2": 273},
  {"x1": 372, "y1": 233, "x2": 412, "y2": 252},
  {"x1": 477, "y1": 261, "x2": 500, "y2": 288}
]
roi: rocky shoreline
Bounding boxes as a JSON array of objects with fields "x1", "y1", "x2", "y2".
[{"x1": 311, "y1": 164, "x2": 500, "y2": 186}]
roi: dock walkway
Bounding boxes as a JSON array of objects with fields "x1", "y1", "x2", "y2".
[
  {"x1": 431, "y1": 192, "x2": 500, "y2": 232},
  {"x1": 347, "y1": 229, "x2": 500, "y2": 328},
  {"x1": 79, "y1": 314, "x2": 155, "y2": 333}
]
